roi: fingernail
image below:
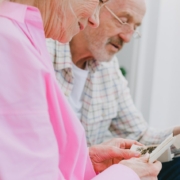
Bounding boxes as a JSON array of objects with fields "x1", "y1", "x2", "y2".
[{"x1": 135, "y1": 152, "x2": 141, "y2": 157}]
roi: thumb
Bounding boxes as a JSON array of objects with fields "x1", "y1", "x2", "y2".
[
  {"x1": 104, "y1": 147, "x2": 141, "y2": 160},
  {"x1": 118, "y1": 149, "x2": 141, "y2": 159},
  {"x1": 139, "y1": 153, "x2": 150, "y2": 162}
]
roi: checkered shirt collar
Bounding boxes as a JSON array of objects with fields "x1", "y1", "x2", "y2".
[
  {"x1": 53, "y1": 41, "x2": 100, "y2": 73},
  {"x1": 53, "y1": 42, "x2": 73, "y2": 71}
]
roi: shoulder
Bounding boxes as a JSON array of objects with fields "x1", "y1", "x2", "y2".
[
  {"x1": 0, "y1": 15, "x2": 42, "y2": 72},
  {"x1": 0, "y1": 16, "x2": 18, "y2": 38},
  {"x1": 0, "y1": 16, "x2": 30, "y2": 50},
  {"x1": 0, "y1": 17, "x2": 25, "y2": 62}
]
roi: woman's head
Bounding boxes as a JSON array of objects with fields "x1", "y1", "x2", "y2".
[
  {"x1": 7, "y1": 0, "x2": 107, "y2": 42},
  {"x1": 36, "y1": 0, "x2": 107, "y2": 43}
]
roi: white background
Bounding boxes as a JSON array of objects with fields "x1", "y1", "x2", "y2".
[{"x1": 117, "y1": 0, "x2": 180, "y2": 129}]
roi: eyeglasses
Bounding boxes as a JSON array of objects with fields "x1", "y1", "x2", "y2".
[{"x1": 104, "y1": 6, "x2": 141, "y2": 39}]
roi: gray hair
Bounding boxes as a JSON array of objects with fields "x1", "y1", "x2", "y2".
[
  {"x1": 0, "y1": 0, "x2": 76, "y2": 21},
  {"x1": 0, "y1": 0, "x2": 5, "y2": 4},
  {"x1": 56, "y1": 0, "x2": 77, "y2": 23}
]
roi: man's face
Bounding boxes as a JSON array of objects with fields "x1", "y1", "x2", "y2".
[{"x1": 82, "y1": 0, "x2": 146, "y2": 62}]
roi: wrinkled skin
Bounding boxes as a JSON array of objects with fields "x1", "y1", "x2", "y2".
[
  {"x1": 11, "y1": 0, "x2": 101, "y2": 43},
  {"x1": 89, "y1": 138, "x2": 162, "y2": 179},
  {"x1": 70, "y1": 0, "x2": 146, "y2": 68},
  {"x1": 89, "y1": 138, "x2": 142, "y2": 173},
  {"x1": 120, "y1": 154, "x2": 162, "y2": 180}
]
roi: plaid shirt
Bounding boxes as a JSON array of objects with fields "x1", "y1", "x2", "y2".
[{"x1": 46, "y1": 38, "x2": 173, "y2": 146}]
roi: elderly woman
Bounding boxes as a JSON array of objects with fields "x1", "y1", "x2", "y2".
[{"x1": 0, "y1": 0, "x2": 161, "y2": 179}]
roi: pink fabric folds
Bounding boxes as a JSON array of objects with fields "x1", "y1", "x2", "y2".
[{"x1": 0, "y1": 1, "x2": 139, "y2": 180}]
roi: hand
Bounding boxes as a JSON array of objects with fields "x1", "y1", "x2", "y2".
[
  {"x1": 101, "y1": 138, "x2": 143, "y2": 149},
  {"x1": 120, "y1": 154, "x2": 162, "y2": 180},
  {"x1": 89, "y1": 138, "x2": 142, "y2": 173},
  {"x1": 173, "y1": 126, "x2": 180, "y2": 136}
]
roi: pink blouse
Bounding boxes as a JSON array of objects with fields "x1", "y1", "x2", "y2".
[{"x1": 0, "y1": 1, "x2": 139, "y2": 180}]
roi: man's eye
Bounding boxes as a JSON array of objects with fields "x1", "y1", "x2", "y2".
[
  {"x1": 120, "y1": 17, "x2": 128, "y2": 23},
  {"x1": 99, "y1": 0, "x2": 109, "y2": 4}
]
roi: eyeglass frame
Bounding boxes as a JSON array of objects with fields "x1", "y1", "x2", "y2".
[{"x1": 104, "y1": 5, "x2": 141, "y2": 39}]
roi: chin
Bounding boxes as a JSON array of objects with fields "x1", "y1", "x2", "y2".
[
  {"x1": 60, "y1": 28, "x2": 79, "y2": 43},
  {"x1": 94, "y1": 53, "x2": 115, "y2": 63},
  {"x1": 51, "y1": 31, "x2": 73, "y2": 43},
  {"x1": 57, "y1": 35, "x2": 73, "y2": 43},
  {"x1": 99, "y1": 58, "x2": 112, "y2": 63}
]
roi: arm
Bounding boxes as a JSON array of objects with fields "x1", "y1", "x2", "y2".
[
  {"x1": 92, "y1": 164, "x2": 140, "y2": 180},
  {"x1": 109, "y1": 56, "x2": 173, "y2": 145},
  {"x1": 0, "y1": 16, "x2": 64, "y2": 179}
]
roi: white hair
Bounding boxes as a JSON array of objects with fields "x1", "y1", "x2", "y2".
[
  {"x1": 52, "y1": 0, "x2": 78, "y2": 27},
  {"x1": 0, "y1": 0, "x2": 5, "y2": 4}
]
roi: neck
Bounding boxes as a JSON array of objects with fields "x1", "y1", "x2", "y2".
[{"x1": 70, "y1": 32, "x2": 93, "y2": 69}]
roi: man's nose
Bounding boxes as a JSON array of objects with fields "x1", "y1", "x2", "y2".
[{"x1": 118, "y1": 31, "x2": 133, "y2": 43}]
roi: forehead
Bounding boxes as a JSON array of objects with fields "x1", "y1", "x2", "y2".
[{"x1": 107, "y1": 0, "x2": 146, "y2": 23}]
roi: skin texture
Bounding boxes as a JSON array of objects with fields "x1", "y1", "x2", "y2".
[
  {"x1": 89, "y1": 138, "x2": 142, "y2": 173},
  {"x1": 70, "y1": 0, "x2": 146, "y2": 68},
  {"x1": 89, "y1": 138, "x2": 162, "y2": 179},
  {"x1": 57, "y1": 0, "x2": 101, "y2": 43},
  {"x1": 120, "y1": 154, "x2": 162, "y2": 180},
  {"x1": 11, "y1": 0, "x2": 101, "y2": 43}
]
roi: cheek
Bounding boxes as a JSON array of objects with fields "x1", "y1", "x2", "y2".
[
  {"x1": 99, "y1": 9, "x2": 117, "y2": 29},
  {"x1": 63, "y1": 19, "x2": 79, "y2": 40},
  {"x1": 98, "y1": 22, "x2": 113, "y2": 35},
  {"x1": 62, "y1": 10, "x2": 77, "y2": 30},
  {"x1": 99, "y1": 17, "x2": 119, "y2": 36}
]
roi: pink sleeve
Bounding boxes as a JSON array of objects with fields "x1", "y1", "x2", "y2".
[
  {"x1": 0, "y1": 9, "x2": 96, "y2": 179},
  {"x1": 92, "y1": 164, "x2": 140, "y2": 180}
]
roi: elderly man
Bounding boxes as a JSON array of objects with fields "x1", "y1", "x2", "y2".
[{"x1": 47, "y1": 0, "x2": 180, "y2": 179}]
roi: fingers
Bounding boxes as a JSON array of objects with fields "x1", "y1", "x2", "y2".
[
  {"x1": 105, "y1": 147, "x2": 141, "y2": 160},
  {"x1": 134, "y1": 141, "x2": 143, "y2": 146},
  {"x1": 102, "y1": 138, "x2": 144, "y2": 149},
  {"x1": 92, "y1": 146, "x2": 141, "y2": 162},
  {"x1": 120, "y1": 158, "x2": 161, "y2": 179},
  {"x1": 152, "y1": 161, "x2": 162, "y2": 175},
  {"x1": 144, "y1": 160, "x2": 162, "y2": 177},
  {"x1": 139, "y1": 154, "x2": 162, "y2": 174},
  {"x1": 119, "y1": 139, "x2": 143, "y2": 149},
  {"x1": 139, "y1": 156, "x2": 162, "y2": 176},
  {"x1": 139, "y1": 153, "x2": 150, "y2": 162},
  {"x1": 118, "y1": 149, "x2": 141, "y2": 159},
  {"x1": 139, "y1": 154, "x2": 162, "y2": 175}
]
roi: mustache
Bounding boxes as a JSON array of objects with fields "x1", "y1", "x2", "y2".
[{"x1": 107, "y1": 37, "x2": 123, "y2": 47}]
